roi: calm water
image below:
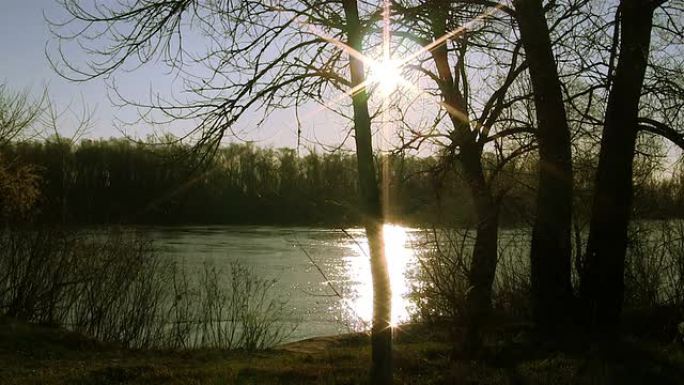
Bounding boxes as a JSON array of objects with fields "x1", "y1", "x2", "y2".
[
  {"x1": 146, "y1": 225, "x2": 425, "y2": 341},
  {"x1": 137, "y1": 222, "x2": 684, "y2": 342}
]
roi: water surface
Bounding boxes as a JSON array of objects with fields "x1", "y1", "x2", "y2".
[{"x1": 148, "y1": 225, "x2": 424, "y2": 341}]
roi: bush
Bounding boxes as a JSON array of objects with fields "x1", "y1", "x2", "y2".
[
  {"x1": 409, "y1": 229, "x2": 471, "y2": 325},
  {"x1": 0, "y1": 228, "x2": 295, "y2": 350},
  {"x1": 178, "y1": 260, "x2": 296, "y2": 350},
  {"x1": 625, "y1": 220, "x2": 684, "y2": 309},
  {"x1": 411, "y1": 222, "x2": 684, "y2": 334},
  {"x1": 0, "y1": 156, "x2": 40, "y2": 222},
  {"x1": 409, "y1": 228, "x2": 531, "y2": 326}
]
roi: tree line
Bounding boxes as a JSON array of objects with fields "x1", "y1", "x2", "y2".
[
  {"x1": 2, "y1": 138, "x2": 682, "y2": 227},
  {"x1": 2, "y1": 139, "x2": 444, "y2": 226},
  {"x1": 0, "y1": 138, "x2": 506, "y2": 226}
]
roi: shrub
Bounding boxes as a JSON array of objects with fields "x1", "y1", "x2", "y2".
[
  {"x1": 625, "y1": 220, "x2": 684, "y2": 309},
  {"x1": 409, "y1": 228, "x2": 531, "y2": 326},
  {"x1": 0, "y1": 228, "x2": 295, "y2": 350}
]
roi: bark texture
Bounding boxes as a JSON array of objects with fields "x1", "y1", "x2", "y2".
[
  {"x1": 513, "y1": 0, "x2": 575, "y2": 332},
  {"x1": 341, "y1": 0, "x2": 392, "y2": 383},
  {"x1": 581, "y1": 0, "x2": 657, "y2": 334},
  {"x1": 428, "y1": 2, "x2": 500, "y2": 354}
]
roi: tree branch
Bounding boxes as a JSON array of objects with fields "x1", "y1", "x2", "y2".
[{"x1": 638, "y1": 117, "x2": 684, "y2": 150}]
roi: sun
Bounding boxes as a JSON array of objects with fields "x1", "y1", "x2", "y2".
[{"x1": 369, "y1": 59, "x2": 402, "y2": 96}]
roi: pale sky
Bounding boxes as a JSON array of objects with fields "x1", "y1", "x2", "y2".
[
  {"x1": 0, "y1": 0, "x2": 352, "y2": 149},
  {"x1": 1, "y1": 1, "x2": 680, "y2": 166}
]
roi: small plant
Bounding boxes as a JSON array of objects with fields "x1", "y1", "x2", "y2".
[
  {"x1": 410, "y1": 228, "x2": 531, "y2": 326},
  {"x1": 187, "y1": 260, "x2": 297, "y2": 350},
  {"x1": 625, "y1": 220, "x2": 684, "y2": 309},
  {"x1": 409, "y1": 228, "x2": 472, "y2": 325},
  {"x1": 0, "y1": 227, "x2": 296, "y2": 351}
]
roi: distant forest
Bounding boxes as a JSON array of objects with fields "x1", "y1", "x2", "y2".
[{"x1": 1, "y1": 139, "x2": 683, "y2": 227}]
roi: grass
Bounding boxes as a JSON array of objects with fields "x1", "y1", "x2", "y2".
[{"x1": 2, "y1": 317, "x2": 684, "y2": 385}]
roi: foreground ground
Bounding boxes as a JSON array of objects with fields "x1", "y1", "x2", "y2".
[{"x1": 1, "y1": 317, "x2": 684, "y2": 385}]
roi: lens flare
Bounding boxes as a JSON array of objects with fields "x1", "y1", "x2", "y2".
[{"x1": 369, "y1": 59, "x2": 402, "y2": 96}]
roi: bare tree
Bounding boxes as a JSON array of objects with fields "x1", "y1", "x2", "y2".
[
  {"x1": 340, "y1": 1, "x2": 392, "y2": 382},
  {"x1": 449, "y1": 0, "x2": 684, "y2": 335},
  {"x1": 581, "y1": 0, "x2": 684, "y2": 334},
  {"x1": 0, "y1": 84, "x2": 43, "y2": 145},
  {"x1": 511, "y1": 0, "x2": 576, "y2": 334},
  {"x1": 49, "y1": 0, "x2": 393, "y2": 382},
  {"x1": 390, "y1": 0, "x2": 535, "y2": 352},
  {"x1": 391, "y1": 0, "x2": 594, "y2": 340}
]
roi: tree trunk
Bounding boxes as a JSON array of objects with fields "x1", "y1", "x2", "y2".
[
  {"x1": 513, "y1": 0, "x2": 575, "y2": 333},
  {"x1": 462, "y1": 148, "x2": 500, "y2": 354},
  {"x1": 428, "y1": 2, "x2": 500, "y2": 353},
  {"x1": 341, "y1": 1, "x2": 392, "y2": 383},
  {"x1": 581, "y1": 0, "x2": 656, "y2": 334}
]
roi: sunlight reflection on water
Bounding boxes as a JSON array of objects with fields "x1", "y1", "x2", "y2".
[
  {"x1": 342, "y1": 224, "x2": 417, "y2": 327},
  {"x1": 150, "y1": 224, "x2": 424, "y2": 340}
]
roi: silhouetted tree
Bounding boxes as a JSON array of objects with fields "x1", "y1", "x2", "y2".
[
  {"x1": 512, "y1": 0, "x2": 576, "y2": 334},
  {"x1": 340, "y1": 1, "x2": 393, "y2": 381},
  {"x1": 391, "y1": 0, "x2": 536, "y2": 352},
  {"x1": 50, "y1": 0, "x2": 395, "y2": 381},
  {"x1": 581, "y1": 0, "x2": 684, "y2": 334}
]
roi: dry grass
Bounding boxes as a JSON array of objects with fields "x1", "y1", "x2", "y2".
[
  {"x1": 2, "y1": 317, "x2": 684, "y2": 385},
  {"x1": 0, "y1": 228, "x2": 295, "y2": 351}
]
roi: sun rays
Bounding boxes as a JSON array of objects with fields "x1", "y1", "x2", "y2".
[
  {"x1": 263, "y1": 0, "x2": 507, "y2": 146},
  {"x1": 283, "y1": 0, "x2": 508, "y2": 124},
  {"x1": 369, "y1": 59, "x2": 402, "y2": 96},
  {"x1": 262, "y1": 2, "x2": 509, "y2": 327}
]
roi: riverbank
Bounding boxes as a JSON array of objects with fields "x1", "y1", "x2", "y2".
[{"x1": 2, "y1": 317, "x2": 684, "y2": 385}]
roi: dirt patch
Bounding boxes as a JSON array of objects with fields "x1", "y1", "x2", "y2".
[{"x1": 276, "y1": 333, "x2": 368, "y2": 354}]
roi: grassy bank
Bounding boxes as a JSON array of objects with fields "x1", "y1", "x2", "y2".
[{"x1": 2, "y1": 317, "x2": 684, "y2": 385}]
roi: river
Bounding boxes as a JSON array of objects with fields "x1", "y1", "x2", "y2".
[
  {"x1": 118, "y1": 221, "x2": 684, "y2": 343},
  {"x1": 147, "y1": 224, "x2": 425, "y2": 342}
]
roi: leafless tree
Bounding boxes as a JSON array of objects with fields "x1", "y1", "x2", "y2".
[
  {"x1": 389, "y1": 0, "x2": 536, "y2": 352},
  {"x1": 0, "y1": 84, "x2": 44, "y2": 145},
  {"x1": 49, "y1": 0, "x2": 394, "y2": 381},
  {"x1": 581, "y1": 0, "x2": 684, "y2": 334}
]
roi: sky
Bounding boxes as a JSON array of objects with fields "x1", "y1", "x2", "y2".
[
  {"x1": 0, "y1": 0, "x2": 349, "y2": 149},
  {"x1": 1, "y1": 2, "x2": 680, "y2": 167}
]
